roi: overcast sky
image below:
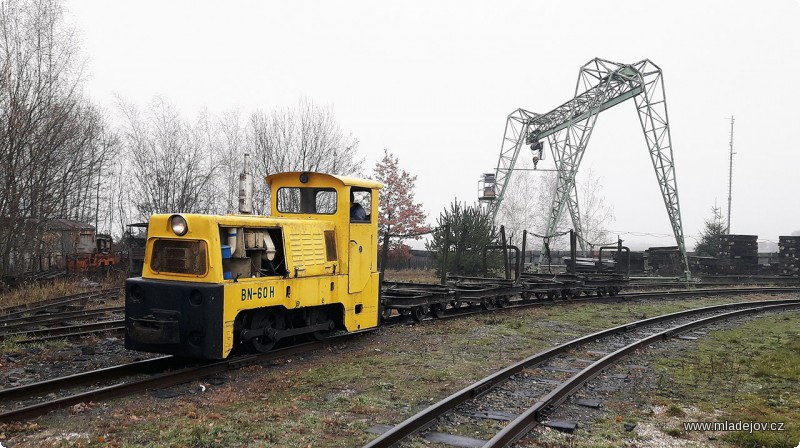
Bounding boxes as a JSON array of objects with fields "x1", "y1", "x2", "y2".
[{"x1": 64, "y1": 0, "x2": 800, "y2": 249}]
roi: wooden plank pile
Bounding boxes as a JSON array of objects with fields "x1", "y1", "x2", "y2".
[
  {"x1": 778, "y1": 235, "x2": 800, "y2": 276},
  {"x1": 718, "y1": 234, "x2": 758, "y2": 261},
  {"x1": 712, "y1": 234, "x2": 758, "y2": 274},
  {"x1": 646, "y1": 246, "x2": 682, "y2": 276},
  {"x1": 624, "y1": 251, "x2": 646, "y2": 274}
]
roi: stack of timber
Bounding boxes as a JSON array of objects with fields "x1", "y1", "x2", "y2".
[
  {"x1": 713, "y1": 234, "x2": 758, "y2": 274},
  {"x1": 779, "y1": 235, "x2": 800, "y2": 276},
  {"x1": 689, "y1": 256, "x2": 717, "y2": 274},
  {"x1": 623, "y1": 251, "x2": 645, "y2": 274},
  {"x1": 718, "y1": 234, "x2": 758, "y2": 262},
  {"x1": 645, "y1": 246, "x2": 682, "y2": 276}
]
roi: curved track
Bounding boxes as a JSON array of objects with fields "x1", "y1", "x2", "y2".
[
  {"x1": 1, "y1": 285, "x2": 797, "y2": 424},
  {"x1": 0, "y1": 340, "x2": 335, "y2": 423},
  {"x1": 362, "y1": 298, "x2": 800, "y2": 447}
]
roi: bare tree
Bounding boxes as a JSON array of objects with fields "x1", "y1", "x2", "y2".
[
  {"x1": 0, "y1": 0, "x2": 116, "y2": 273},
  {"x1": 496, "y1": 170, "x2": 557, "y2": 243},
  {"x1": 249, "y1": 99, "x2": 362, "y2": 214},
  {"x1": 212, "y1": 110, "x2": 250, "y2": 214},
  {"x1": 496, "y1": 168, "x2": 613, "y2": 253},
  {"x1": 576, "y1": 168, "x2": 615, "y2": 250},
  {"x1": 117, "y1": 97, "x2": 218, "y2": 220}
]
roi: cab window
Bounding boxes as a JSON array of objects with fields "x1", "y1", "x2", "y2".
[
  {"x1": 350, "y1": 188, "x2": 372, "y2": 222},
  {"x1": 277, "y1": 187, "x2": 337, "y2": 214}
]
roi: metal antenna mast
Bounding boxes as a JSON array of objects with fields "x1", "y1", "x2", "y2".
[
  {"x1": 726, "y1": 116, "x2": 735, "y2": 234},
  {"x1": 483, "y1": 58, "x2": 692, "y2": 279}
]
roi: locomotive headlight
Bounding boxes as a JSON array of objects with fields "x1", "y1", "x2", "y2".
[{"x1": 170, "y1": 215, "x2": 188, "y2": 236}]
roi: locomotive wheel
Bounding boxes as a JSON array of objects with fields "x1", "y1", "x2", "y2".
[
  {"x1": 244, "y1": 310, "x2": 284, "y2": 353},
  {"x1": 433, "y1": 303, "x2": 447, "y2": 318},
  {"x1": 411, "y1": 306, "x2": 427, "y2": 322},
  {"x1": 306, "y1": 309, "x2": 332, "y2": 340}
]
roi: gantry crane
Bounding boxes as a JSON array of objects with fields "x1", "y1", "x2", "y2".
[{"x1": 480, "y1": 58, "x2": 691, "y2": 279}]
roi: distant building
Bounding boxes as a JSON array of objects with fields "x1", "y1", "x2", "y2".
[{"x1": 3, "y1": 218, "x2": 100, "y2": 274}]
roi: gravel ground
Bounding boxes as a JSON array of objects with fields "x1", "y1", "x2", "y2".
[
  {"x1": 0, "y1": 291, "x2": 796, "y2": 447},
  {"x1": 522, "y1": 310, "x2": 800, "y2": 447}
]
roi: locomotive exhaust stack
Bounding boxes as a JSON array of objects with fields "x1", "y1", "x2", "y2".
[{"x1": 238, "y1": 153, "x2": 254, "y2": 214}]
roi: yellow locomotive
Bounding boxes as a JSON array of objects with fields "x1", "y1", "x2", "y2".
[{"x1": 125, "y1": 172, "x2": 383, "y2": 359}]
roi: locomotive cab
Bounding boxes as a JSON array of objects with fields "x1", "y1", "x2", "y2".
[{"x1": 125, "y1": 172, "x2": 382, "y2": 359}]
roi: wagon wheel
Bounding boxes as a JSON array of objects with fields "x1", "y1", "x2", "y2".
[
  {"x1": 609, "y1": 286, "x2": 619, "y2": 296},
  {"x1": 560, "y1": 289, "x2": 571, "y2": 299},
  {"x1": 533, "y1": 292, "x2": 544, "y2": 300},
  {"x1": 547, "y1": 290, "x2": 558, "y2": 300},
  {"x1": 433, "y1": 303, "x2": 447, "y2": 319},
  {"x1": 481, "y1": 297, "x2": 496, "y2": 310},
  {"x1": 496, "y1": 296, "x2": 509, "y2": 308},
  {"x1": 596, "y1": 288, "x2": 606, "y2": 297},
  {"x1": 244, "y1": 310, "x2": 284, "y2": 353},
  {"x1": 450, "y1": 299, "x2": 462, "y2": 309},
  {"x1": 411, "y1": 306, "x2": 427, "y2": 322},
  {"x1": 381, "y1": 306, "x2": 394, "y2": 321},
  {"x1": 572, "y1": 290, "x2": 582, "y2": 299}
]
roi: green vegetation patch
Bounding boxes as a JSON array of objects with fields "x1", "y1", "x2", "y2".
[{"x1": 652, "y1": 312, "x2": 800, "y2": 448}]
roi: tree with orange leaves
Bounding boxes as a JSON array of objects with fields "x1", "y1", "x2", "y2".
[{"x1": 373, "y1": 150, "x2": 430, "y2": 266}]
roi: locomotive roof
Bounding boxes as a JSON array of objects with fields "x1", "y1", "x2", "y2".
[{"x1": 265, "y1": 171, "x2": 383, "y2": 189}]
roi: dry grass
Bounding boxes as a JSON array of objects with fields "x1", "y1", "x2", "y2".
[
  {"x1": 0, "y1": 271, "x2": 126, "y2": 310},
  {"x1": 382, "y1": 268, "x2": 439, "y2": 283}
]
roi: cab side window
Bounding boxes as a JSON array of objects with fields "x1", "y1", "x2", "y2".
[
  {"x1": 350, "y1": 188, "x2": 371, "y2": 222},
  {"x1": 277, "y1": 187, "x2": 338, "y2": 214}
]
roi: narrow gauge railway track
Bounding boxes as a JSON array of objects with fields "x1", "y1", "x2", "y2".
[
  {"x1": 7, "y1": 285, "x2": 800, "y2": 346},
  {"x1": 0, "y1": 340, "x2": 337, "y2": 423},
  {"x1": 363, "y1": 298, "x2": 800, "y2": 448},
  {"x1": 0, "y1": 288, "x2": 124, "y2": 343},
  {"x1": 0, "y1": 290, "x2": 122, "y2": 342},
  {"x1": 0, "y1": 306, "x2": 124, "y2": 339},
  {"x1": 9, "y1": 284, "x2": 797, "y2": 344},
  {"x1": 0, "y1": 289, "x2": 120, "y2": 319},
  {"x1": 0, "y1": 306, "x2": 123, "y2": 332},
  {"x1": 386, "y1": 280, "x2": 800, "y2": 324},
  {"x1": 627, "y1": 275, "x2": 800, "y2": 289},
  {"x1": 2, "y1": 281, "x2": 793, "y2": 340},
  {"x1": 3, "y1": 319, "x2": 125, "y2": 343},
  {"x1": 616, "y1": 285, "x2": 800, "y2": 300},
  {"x1": 1, "y1": 284, "x2": 797, "y2": 423}
]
